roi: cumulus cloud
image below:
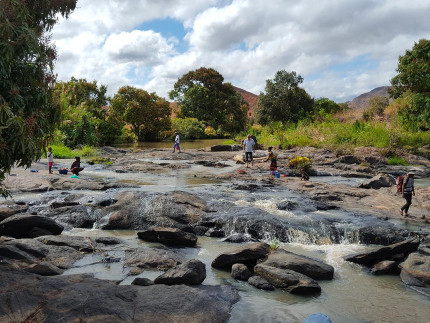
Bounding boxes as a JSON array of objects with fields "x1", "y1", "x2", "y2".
[{"x1": 51, "y1": 0, "x2": 430, "y2": 101}]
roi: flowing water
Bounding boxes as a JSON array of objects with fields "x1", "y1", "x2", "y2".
[
  {"x1": 5, "y1": 152, "x2": 430, "y2": 322},
  {"x1": 113, "y1": 138, "x2": 229, "y2": 150}
]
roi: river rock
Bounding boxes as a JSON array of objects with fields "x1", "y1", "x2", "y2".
[
  {"x1": 335, "y1": 155, "x2": 362, "y2": 164},
  {"x1": 358, "y1": 174, "x2": 396, "y2": 189},
  {"x1": 154, "y1": 259, "x2": 206, "y2": 285},
  {"x1": 258, "y1": 249, "x2": 334, "y2": 280},
  {"x1": 23, "y1": 262, "x2": 63, "y2": 276},
  {"x1": 43, "y1": 205, "x2": 96, "y2": 229},
  {"x1": 212, "y1": 242, "x2": 270, "y2": 269},
  {"x1": 137, "y1": 227, "x2": 197, "y2": 247},
  {"x1": 231, "y1": 263, "x2": 252, "y2": 281},
  {"x1": 247, "y1": 276, "x2": 275, "y2": 291},
  {"x1": 124, "y1": 248, "x2": 184, "y2": 271},
  {"x1": 211, "y1": 145, "x2": 234, "y2": 152},
  {"x1": 101, "y1": 191, "x2": 207, "y2": 230},
  {"x1": 0, "y1": 205, "x2": 28, "y2": 221},
  {"x1": 400, "y1": 247, "x2": 430, "y2": 288},
  {"x1": 223, "y1": 233, "x2": 255, "y2": 243},
  {"x1": 358, "y1": 225, "x2": 405, "y2": 245},
  {"x1": 233, "y1": 155, "x2": 245, "y2": 164},
  {"x1": 131, "y1": 277, "x2": 154, "y2": 286},
  {"x1": 95, "y1": 237, "x2": 122, "y2": 245},
  {"x1": 0, "y1": 263, "x2": 240, "y2": 322},
  {"x1": 254, "y1": 264, "x2": 321, "y2": 294},
  {"x1": 371, "y1": 260, "x2": 399, "y2": 275},
  {"x1": 35, "y1": 235, "x2": 94, "y2": 252},
  {"x1": 344, "y1": 239, "x2": 420, "y2": 266},
  {"x1": 0, "y1": 214, "x2": 63, "y2": 238}
]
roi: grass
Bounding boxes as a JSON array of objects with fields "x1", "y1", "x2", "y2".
[
  {"x1": 48, "y1": 144, "x2": 99, "y2": 159},
  {"x1": 222, "y1": 139, "x2": 236, "y2": 145},
  {"x1": 386, "y1": 155, "x2": 409, "y2": 166}
]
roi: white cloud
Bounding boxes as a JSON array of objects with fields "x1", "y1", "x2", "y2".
[{"x1": 51, "y1": 0, "x2": 430, "y2": 102}]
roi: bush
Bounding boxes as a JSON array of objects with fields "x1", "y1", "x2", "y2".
[
  {"x1": 172, "y1": 118, "x2": 205, "y2": 139},
  {"x1": 47, "y1": 144, "x2": 99, "y2": 159},
  {"x1": 386, "y1": 155, "x2": 409, "y2": 166},
  {"x1": 288, "y1": 156, "x2": 311, "y2": 172}
]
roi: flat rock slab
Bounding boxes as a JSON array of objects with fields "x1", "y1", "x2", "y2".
[
  {"x1": 124, "y1": 248, "x2": 184, "y2": 271},
  {"x1": 344, "y1": 239, "x2": 420, "y2": 266},
  {"x1": 254, "y1": 264, "x2": 321, "y2": 295},
  {"x1": 371, "y1": 260, "x2": 399, "y2": 275},
  {"x1": 358, "y1": 174, "x2": 395, "y2": 189},
  {"x1": 154, "y1": 259, "x2": 206, "y2": 285},
  {"x1": 137, "y1": 227, "x2": 197, "y2": 247},
  {"x1": 259, "y1": 249, "x2": 334, "y2": 280},
  {"x1": 212, "y1": 242, "x2": 270, "y2": 269},
  {"x1": 0, "y1": 263, "x2": 240, "y2": 323},
  {"x1": 401, "y1": 247, "x2": 430, "y2": 287},
  {"x1": 36, "y1": 235, "x2": 94, "y2": 252},
  {"x1": 0, "y1": 214, "x2": 63, "y2": 238}
]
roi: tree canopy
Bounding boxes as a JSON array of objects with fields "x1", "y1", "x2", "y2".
[
  {"x1": 0, "y1": 0, "x2": 77, "y2": 196},
  {"x1": 389, "y1": 39, "x2": 430, "y2": 131},
  {"x1": 169, "y1": 67, "x2": 247, "y2": 134},
  {"x1": 256, "y1": 70, "x2": 314, "y2": 125},
  {"x1": 111, "y1": 86, "x2": 171, "y2": 141}
]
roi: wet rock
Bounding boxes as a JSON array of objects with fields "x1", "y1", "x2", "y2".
[
  {"x1": 400, "y1": 246, "x2": 430, "y2": 288},
  {"x1": 195, "y1": 160, "x2": 230, "y2": 168},
  {"x1": 358, "y1": 225, "x2": 405, "y2": 245},
  {"x1": 371, "y1": 260, "x2": 399, "y2": 275},
  {"x1": 193, "y1": 225, "x2": 209, "y2": 236},
  {"x1": 43, "y1": 205, "x2": 96, "y2": 229},
  {"x1": 35, "y1": 235, "x2": 94, "y2": 252},
  {"x1": 124, "y1": 248, "x2": 183, "y2": 271},
  {"x1": 358, "y1": 174, "x2": 396, "y2": 189},
  {"x1": 364, "y1": 156, "x2": 386, "y2": 165},
  {"x1": 0, "y1": 214, "x2": 63, "y2": 238},
  {"x1": 131, "y1": 277, "x2": 154, "y2": 286},
  {"x1": 137, "y1": 227, "x2": 197, "y2": 247},
  {"x1": 0, "y1": 245, "x2": 36, "y2": 262},
  {"x1": 207, "y1": 229, "x2": 225, "y2": 238},
  {"x1": 254, "y1": 264, "x2": 321, "y2": 294},
  {"x1": 231, "y1": 183, "x2": 262, "y2": 192},
  {"x1": 335, "y1": 155, "x2": 362, "y2": 164},
  {"x1": 50, "y1": 201, "x2": 80, "y2": 209},
  {"x1": 231, "y1": 263, "x2": 252, "y2": 281},
  {"x1": 276, "y1": 200, "x2": 299, "y2": 211},
  {"x1": 315, "y1": 202, "x2": 339, "y2": 211},
  {"x1": 344, "y1": 239, "x2": 420, "y2": 266},
  {"x1": 23, "y1": 262, "x2": 63, "y2": 276},
  {"x1": 259, "y1": 249, "x2": 334, "y2": 280},
  {"x1": 0, "y1": 263, "x2": 240, "y2": 322},
  {"x1": 154, "y1": 259, "x2": 206, "y2": 285},
  {"x1": 95, "y1": 237, "x2": 122, "y2": 245},
  {"x1": 223, "y1": 233, "x2": 255, "y2": 243},
  {"x1": 212, "y1": 242, "x2": 270, "y2": 269},
  {"x1": 101, "y1": 191, "x2": 207, "y2": 230},
  {"x1": 247, "y1": 275, "x2": 275, "y2": 291},
  {"x1": 0, "y1": 205, "x2": 28, "y2": 221}
]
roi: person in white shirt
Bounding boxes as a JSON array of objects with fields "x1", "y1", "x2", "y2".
[
  {"x1": 47, "y1": 147, "x2": 54, "y2": 174},
  {"x1": 242, "y1": 134, "x2": 255, "y2": 168},
  {"x1": 173, "y1": 132, "x2": 181, "y2": 153}
]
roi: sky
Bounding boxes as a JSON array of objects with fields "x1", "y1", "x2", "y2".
[{"x1": 51, "y1": 0, "x2": 430, "y2": 102}]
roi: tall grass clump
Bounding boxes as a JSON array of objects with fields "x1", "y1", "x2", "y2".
[{"x1": 47, "y1": 144, "x2": 99, "y2": 159}]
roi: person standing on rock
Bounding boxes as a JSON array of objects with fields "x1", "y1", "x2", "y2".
[
  {"x1": 173, "y1": 132, "x2": 181, "y2": 153},
  {"x1": 243, "y1": 134, "x2": 255, "y2": 168},
  {"x1": 47, "y1": 147, "x2": 54, "y2": 174},
  {"x1": 400, "y1": 172, "x2": 415, "y2": 217}
]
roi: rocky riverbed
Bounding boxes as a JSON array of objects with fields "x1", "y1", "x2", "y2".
[{"x1": 1, "y1": 145, "x2": 429, "y2": 322}]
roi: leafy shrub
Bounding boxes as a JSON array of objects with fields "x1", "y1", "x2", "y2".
[
  {"x1": 386, "y1": 155, "x2": 409, "y2": 166},
  {"x1": 172, "y1": 118, "x2": 205, "y2": 139},
  {"x1": 222, "y1": 139, "x2": 236, "y2": 145},
  {"x1": 288, "y1": 156, "x2": 311, "y2": 172},
  {"x1": 204, "y1": 126, "x2": 217, "y2": 137}
]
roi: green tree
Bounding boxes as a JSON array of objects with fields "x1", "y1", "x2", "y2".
[
  {"x1": 111, "y1": 86, "x2": 171, "y2": 141},
  {"x1": 169, "y1": 67, "x2": 247, "y2": 134},
  {"x1": 363, "y1": 95, "x2": 389, "y2": 121},
  {"x1": 53, "y1": 78, "x2": 122, "y2": 147},
  {"x1": 389, "y1": 39, "x2": 430, "y2": 131},
  {"x1": 171, "y1": 118, "x2": 205, "y2": 139},
  {"x1": 313, "y1": 97, "x2": 343, "y2": 120},
  {"x1": 0, "y1": 0, "x2": 76, "y2": 196},
  {"x1": 256, "y1": 70, "x2": 314, "y2": 125}
]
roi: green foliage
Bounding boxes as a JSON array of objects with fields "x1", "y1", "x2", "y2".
[
  {"x1": 313, "y1": 97, "x2": 343, "y2": 120},
  {"x1": 0, "y1": 0, "x2": 77, "y2": 196},
  {"x1": 49, "y1": 145, "x2": 75, "y2": 159},
  {"x1": 390, "y1": 39, "x2": 430, "y2": 132},
  {"x1": 53, "y1": 77, "x2": 124, "y2": 147},
  {"x1": 269, "y1": 239, "x2": 280, "y2": 251},
  {"x1": 204, "y1": 126, "x2": 217, "y2": 137},
  {"x1": 171, "y1": 118, "x2": 205, "y2": 139},
  {"x1": 222, "y1": 139, "x2": 236, "y2": 145},
  {"x1": 111, "y1": 86, "x2": 171, "y2": 141},
  {"x1": 256, "y1": 70, "x2": 314, "y2": 125},
  {"x1": 169, "y1": 67, "x2": 247, "y2": 134},
  {"x1": 386, "y1": 155, "x2": 409, "y2": 166}
]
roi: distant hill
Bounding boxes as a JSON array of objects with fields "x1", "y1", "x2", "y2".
[
  {"x1": 347, "y1": 86, "x2": 390, "y2": 110},
  {"x1": 232, "y1": 86, "x2": 258, "y2": 119}
]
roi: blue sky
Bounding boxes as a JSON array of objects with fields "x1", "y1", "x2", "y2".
[{"x1": 52, "y1": 0, "x2": 430, "y2": 102}]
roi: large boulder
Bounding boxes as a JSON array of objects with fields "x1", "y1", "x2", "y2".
[
  {"x1": 211, "y1": 242, "x2": 270, "y2": 269},
  {"x1": 258, "y1": 249, "x2": 334, "y2": 280},
  {"x1": 43, "y1": 205, "x2": 96, "y2": 229},
  {"x1": 0, "y1": 214, "x2": 63, "y2": 238},
  {"x1": 154, "y1": 259, "x2": 206, "y2": 285},
  {"x1": 124, "y1": 248, "x2": 184, "y2": 272},
  {"x1": 100, "y1": 191, "x2": 207, "y2": 231},
  {"x1": 0, "y1": 263, "x2": 240, "y2": 323},
  {"x1": 371, "y1": 260, "x2": 399, "y2": 275},
  {"x1": 0, "y1": 205, "x2": 28, "y2": 222},
  {"x1": 247, "y1": 276, "x2": 275, "y2": 291},
  {"x1": 231, "y1": 263, "x2": 252, "y2": 281},
  {"x1": 137, "y1": 227, "x2": 197, "y2": 247},
  {"x1": 344, "y1": 239, "x2": 420, "y2": 266},
  {"x1": 254, "y1": 264, "x2": 321, "y2": 295},
  {"x1": 400, "y1": 246, "x2": 430, "y2": 289},
  {"x1": 358, "y1": 174, "x2": 396, "y2": 189}
]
